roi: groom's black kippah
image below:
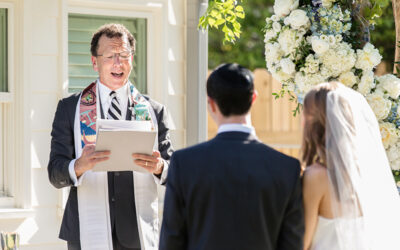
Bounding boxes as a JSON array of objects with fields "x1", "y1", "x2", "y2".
[
  {"x1": 214, "y1": 63, "x2": 254, "y2": 87},
  {"x1": 207, "y1": 63, "x2": 254, "y2": 116}
]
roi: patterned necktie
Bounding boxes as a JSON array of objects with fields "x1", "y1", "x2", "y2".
[{"x1": 107, "y1": 91, "x2": 123, "y2": 120}]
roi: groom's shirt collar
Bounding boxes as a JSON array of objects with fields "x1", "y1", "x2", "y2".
[{"x1": 217, "y1": 123, "x2": 256, "y2": 135}]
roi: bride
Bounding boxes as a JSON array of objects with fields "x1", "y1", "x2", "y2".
[{"x1": 301, "y1": 82, "x2": 400, "y2": 250}]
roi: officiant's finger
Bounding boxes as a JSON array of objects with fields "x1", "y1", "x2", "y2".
[
  {"x1": 91, "y1": 151, "x2": 111, "y2": 159},
  {"x1": 132, "y1": 153, "x2": 158, "y2": 163},
  {"x1": 93, "y1": 156, "x2": 110, "y2": 164}
]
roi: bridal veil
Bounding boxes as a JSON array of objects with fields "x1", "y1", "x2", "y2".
[{"x1": 325, "y1": 83, "x2": 400, "y2": 250}]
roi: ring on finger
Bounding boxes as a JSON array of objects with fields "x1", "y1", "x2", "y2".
[{"x1": 145, "y1": 161, "x2": 148, "y2": 167}]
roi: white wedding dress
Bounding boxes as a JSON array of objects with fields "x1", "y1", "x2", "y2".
[
  {"x1": 310, "y1": 216, "x2": 366, "y2": 250},
  {"x1": 310, "y1": 217, "x2": 338, "y2": 250}
]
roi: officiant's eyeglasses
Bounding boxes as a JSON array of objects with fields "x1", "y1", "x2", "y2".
[{"x1": 97, "y1": 51, "x2": 132, "y2": 62}]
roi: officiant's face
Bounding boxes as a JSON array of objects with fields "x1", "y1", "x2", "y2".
[{"x1": 91, "y1": 35, "x2": 133, "y2": 90}]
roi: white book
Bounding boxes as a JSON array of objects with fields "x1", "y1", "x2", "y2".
[{"x1": 93, "y1": 119, "x2": 156, "y2": 173}]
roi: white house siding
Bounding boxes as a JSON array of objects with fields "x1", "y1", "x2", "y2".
[{"x1": 0, "y1": 0, "x2": 187, "y2": 249}]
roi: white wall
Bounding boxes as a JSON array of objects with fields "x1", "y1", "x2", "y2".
[{"x1": 0, "y1": 0, "x2": 187, "y2": 249}]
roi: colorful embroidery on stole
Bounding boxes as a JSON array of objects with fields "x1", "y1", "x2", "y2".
[{"x1": 80, "y1": 82, "x2": 153, "y2": 149}]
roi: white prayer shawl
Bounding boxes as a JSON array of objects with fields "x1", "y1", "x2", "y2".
[{"x1": 73, "y1": 83, "x2": 161, "y2": 250}]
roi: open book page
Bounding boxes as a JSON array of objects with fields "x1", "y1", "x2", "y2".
[{"x1": 94, "y1": 119, "x2": 156, "y2": 172}]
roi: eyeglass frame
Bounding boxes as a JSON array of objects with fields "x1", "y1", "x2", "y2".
[{"x1": 96, "y1": 50, "x2": 133, "y2": 61}]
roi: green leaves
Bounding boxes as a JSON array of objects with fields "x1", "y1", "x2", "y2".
[
  {"x1": 363, "y1": 0, "x2": 390, "y2": 25},
  {"x1": 198, "y1": 0, "x2": 245, "y2": 44}
]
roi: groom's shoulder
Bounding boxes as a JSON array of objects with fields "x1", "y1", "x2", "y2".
[{"x1": 257, "y1": 142, "x2": 300, "y2": 167}]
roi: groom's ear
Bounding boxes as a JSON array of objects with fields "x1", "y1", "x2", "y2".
[
  {"x1": 208, "y1": 97, "x2": 217, "y2": 113},
  {"x1": 251, "y1": 90, "x2": 258, "y2": 105}
]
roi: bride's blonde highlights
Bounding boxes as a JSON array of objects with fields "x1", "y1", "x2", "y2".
[{"x1": 301, "y1": 82, "x2": 339, "y2": 168}]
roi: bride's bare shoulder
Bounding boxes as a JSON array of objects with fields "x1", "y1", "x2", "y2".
[{"x1": 303, "y1": 163, "x2": 328, "y2": 185}]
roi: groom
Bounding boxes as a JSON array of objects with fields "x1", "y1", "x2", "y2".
[{"x1": 159, "y1": 63, "x2": 304, "y2": 250}]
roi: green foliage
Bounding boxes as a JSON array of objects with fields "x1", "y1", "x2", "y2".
[
  {"x1": 208, "y1": 0, "x2": 274, "y2": 70},
  {"x1": 364, "y1": 0, "x2": 391, "y2": 25},
  {"x1": 199, "y1": 0, "x2": 245, "y2": 44},
  {"x1": 370, "y1": 3, "x2": 395, "y2": 71}
]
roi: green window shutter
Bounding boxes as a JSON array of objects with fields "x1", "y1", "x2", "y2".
[
  {"x1": 0, "y1": 9, "x2": 7, "y2": 92},
  {"x1": 68, "y1": 14, "x2": 147, "y2": 93}
]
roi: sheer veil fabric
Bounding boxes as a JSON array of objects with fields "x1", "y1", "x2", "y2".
[{"x1": 325, "y1": 84, "x2": 400, "y2": 250}]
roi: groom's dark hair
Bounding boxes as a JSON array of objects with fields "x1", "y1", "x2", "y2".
[{"x1": 207, "y1": 63, "x2": 254, "y2": 117}]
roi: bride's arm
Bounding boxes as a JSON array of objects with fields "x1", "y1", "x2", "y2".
[{"x1": 302, "y1": 165, "x2": 325, "y2": 250}]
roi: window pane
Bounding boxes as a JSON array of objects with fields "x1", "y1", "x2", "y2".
[
  {"x1": 0, "y1": 9, "x2": 7, "y2": 92},
  {"x1": 68, "y1": 14, "x2": 147, "y2": 93}
]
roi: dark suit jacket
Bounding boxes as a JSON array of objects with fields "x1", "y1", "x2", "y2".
[
  {"x1": 159, "y1": 131, "x2": 304, "y2": 250},
  {"x1": 48, "y1": 92, "x2": 173, "y2": 246}
]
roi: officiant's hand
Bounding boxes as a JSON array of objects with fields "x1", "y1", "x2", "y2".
[
  {"x1": 132, "y1": 151, "x2": 164, "y2": 175},
  {"x1": 74, "y1": 144, "x2": 110, "y2": 177}
]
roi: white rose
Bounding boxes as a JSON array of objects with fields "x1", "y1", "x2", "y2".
[
  {"x1": 338, "y1": 71, "x2": 357, "y2": 88},
  {"x1": 379, "y1": 122, "x2": 399, "y2": 149},
  {"x1": 355, "y1": 42, "x2": 382, "y2": 71},
  {"x1": 357, "y1": 71, "x2": 375, "y2": 96},
  {"x1": 311, "y1": 37, "x2": 329, "y2": 55},
  {"x1": 272, "y1": 22, "x2": 282, "y2": 32},
  {"x1": 273, "y1": 0, "x2": 299, "y2": 17},
  {"x1": 285, "y1": 9, "x2": 310, "y2": 29},
  {"x1": 280, "y1": 58, "x2": 296, "y2": 75},
  {"x1": 366, "y1": 91, "x2": 392, "y2": 120},
  {"x1": 377, "y1": 74, "x2": 400, "y2": 99}
]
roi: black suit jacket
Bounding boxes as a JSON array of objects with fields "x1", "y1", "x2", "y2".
[
  {"x1": 48, "y1": 92, "x2": 173, "y2": 246},
  {"x1": 160, "y1": 131, "x2": 304, "y2": 250}
]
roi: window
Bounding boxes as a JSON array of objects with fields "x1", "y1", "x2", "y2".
[
  {"x1": 0, "y1": 6, "x2": 13, "y2": 203},
  {"x1": 68, "y1": 14, "x2": 147, "y2": 93}
]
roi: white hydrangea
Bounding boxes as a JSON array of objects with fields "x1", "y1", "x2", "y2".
[
  {"x1": 278, "y1": 28, "x2": 300, "y2": 56},
  {"x1": 301, "y1": 54, "x2": 320, "y2": 74},
  {"x1": 264, "y1": 29, "x2": 277, "y2": 42},
  {"x1": 387, "y1": 144, "x2": 400, "y2": 170},
  {"x1": 379, "y1": 122, "x2": 399, "y2": 149},
  {"x1": 377, "y1": 74, "x2": 400, "y2": 99},
  {"x1": 319, "y1": 42, "x2": 356, "y2": 77},
  {"x1": 357, "y1": 71, "x2": 375, "y2": 96},
  {"x1": 284, "y1": 9, "x2": 310, "y2": 30},
  {"x1": 272, "y1": 22, "x2": 282, "y2": 32},
  {"x1": 322, "y1": 0, "x2": 337, "y2": 8},
  {"x1": 366, "y1": 91, "x2": 392, "y2": 120},
  {"x1": 294, "y1": 72, "x2": 326, "y2": 93},
  {"x1": 265, "y1": 42, "x2": 283, "y2": 63},
  {"x1": 338, "y1": 71, "x2": 357, "y2": 88},
  {"x1": 355, "y1": 43, "x2": 382, "y2": 71},
  {"x1": 273, "y1": 0, "x2": 299, "y2": 17}
]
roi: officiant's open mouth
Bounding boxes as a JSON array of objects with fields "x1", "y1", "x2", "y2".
[{"x1": 111, "y1": 72, "x2": 124, "y2": 78}]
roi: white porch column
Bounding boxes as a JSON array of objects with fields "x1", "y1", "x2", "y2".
[{"x1": 186, "y1": 0, "x2": 208, "y2": 146}]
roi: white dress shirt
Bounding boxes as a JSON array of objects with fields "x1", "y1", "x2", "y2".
[
  {"x1": 217, "y1": 123, "x2": 256, "y2": 135},
  {"x1": 68, "y1": 80, "x2": 130, "y2": 186}
]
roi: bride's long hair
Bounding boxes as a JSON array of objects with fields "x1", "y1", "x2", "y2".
[
  {"x1": 301, "y1": 81, "x2": 400, "y2": 250},
  {"x1": 301, "y1": 82, "x2": 338, "y2": 167}
]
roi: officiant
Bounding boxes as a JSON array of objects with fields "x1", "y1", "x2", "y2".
[{"x1": 48, "y1": 23, "x2": 173, "y2": 250}]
